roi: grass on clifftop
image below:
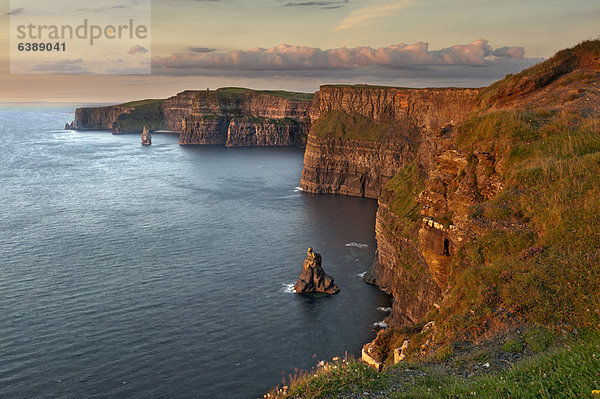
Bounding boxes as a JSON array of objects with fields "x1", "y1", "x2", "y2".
[
  {"x1": 115, "y1": 100, "x2": 165, "y2": 131},
  {"x1": 215, "y1": 87, "x2": 314, "y2": 102},
  {"x1": 120, "y1": 98, "x2": 165, "y2": 108}
]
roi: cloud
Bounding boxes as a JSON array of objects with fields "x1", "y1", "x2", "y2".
[
  {"x1": 128, "y1": 45, "x2": 149, "y2": 55},
  {"x1": 189, "y1": 46, "x2": 217, "y2": 53},
  {"x1": 493, "y1": 46, "x2": 525, "y2": 59},
  {"x1": 4, "y1": 7, "x2": 24, "y2": 16},
  {"x1": 152, "y1": 39, "x2": 529, "y2": 73},
  {"x1": 334, "y1": 1, "x2": 412, "y2": 31},
  {"x1": 285, "y1": 1, "x2": 349, "y2": 9}
]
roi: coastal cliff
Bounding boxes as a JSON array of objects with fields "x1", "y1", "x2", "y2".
[
  {"x1": 69, "y1": 88, "x2": 313, "y2": 146},
  {"x1": 300, "y1": 85, "x2": 479, "y2": 328},
  {"x1": 300, "y1": 86, "x2": 479, "y2": 199},
  {"x1": 172, "y1": 89, "x2": 313, "y2": 146},
  {"x1": 302, "y1": 41, "x2": 600, "y2": 353}
]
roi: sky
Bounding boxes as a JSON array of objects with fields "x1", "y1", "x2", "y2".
[{"x1": 0, "y1": 0, "x2": 599, "y2": 103}]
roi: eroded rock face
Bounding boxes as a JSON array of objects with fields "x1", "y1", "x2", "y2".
[
  {"x1": 70, "y1": 105, "x2": 130, "y2": 131},
  {"x1": 68, "y1": 88, "x2": 314, "y2": 146},
  {"x1": 300, "y1": 86, "x2": 480, "y2": 199},
  {"x1": 294, "y1": 247, "x2": 339, "y2": 295},
  {"x1": 163, "y1": 90, "x2": 313, "y2": 146}
]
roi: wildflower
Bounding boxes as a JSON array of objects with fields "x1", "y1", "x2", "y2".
[{"x1": 592, "y1": 390, "x2": 600, "y2": 396}]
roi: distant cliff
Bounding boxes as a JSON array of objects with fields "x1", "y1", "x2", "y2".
[
  {"x1": 170, "y1": 89, "x2": 313, "y2": 146},
  {"x1": 69, "y1": 88, "x2": 314, "y2": 146}
]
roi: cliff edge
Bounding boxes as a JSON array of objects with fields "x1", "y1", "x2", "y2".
[
  {"x1": 301, "y1": 40, "x2": 600, "y2": 363},
  {"x1": 68, "y1": 88, "x2": 314, "y2": 147}
]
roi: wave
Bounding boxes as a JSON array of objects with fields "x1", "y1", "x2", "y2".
[
  {"x1": 281, "y1": 282, "x2": 295, "y2": 294},
  {"x1": 345, "y1": 242, "x2": 368, "y2": 248},
  {"x1": 357, "y1": 271, "x2": 366, "y2": 278},
  {"x1": 293, "y1": 186, "x2": 303, "y2": 192},
  {"x1": 377, "y1": 307, "x2": 392, "y2": 312},
  {"x1": 373, "y1": 320, "x2": 388, "y2": 328}
]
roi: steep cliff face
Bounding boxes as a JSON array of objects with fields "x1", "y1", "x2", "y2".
[
  {"x1": 300, "y1": 85, "x2": 479, "y2": 327},
  {"x1": 163, "y1": 88, "x2": 313, "y2": 146},
  {"x1": 72, "y1": 105, "x2": 130, "y2": 131},
  {"x1": 71, "y1": 99, "x2": 165, "y2": 134},
  {"x1": 70, "y1": 88, "x2": 313, "y2": 146},
  {"x1": 300, "y1": 86, "x2": 479, "y2": 199}
]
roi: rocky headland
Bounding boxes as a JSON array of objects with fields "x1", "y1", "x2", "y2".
[{"x1": 67, "y1": 88, "x2": 314, "y2": 147}]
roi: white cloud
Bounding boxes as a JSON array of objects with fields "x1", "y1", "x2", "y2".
[{"x1": 152, "y1": 39, "x2": 528, "y2": 73}]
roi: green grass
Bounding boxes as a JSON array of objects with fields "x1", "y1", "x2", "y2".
[
  {"x1": 502, "y1": 339, "x2": 524, "y2": 354},
  {"x1": 273, "y1": 335, "x2": 600, "y2": 398},
  {"x1": 310, "y1": 110, "x2": 400, "y2": 141},
  {"x1": 382, "y1": 161, "x2": 424, "y2": 238},
  {"x1": 271, "y1": 360, "x2": 390, "y2": 398},
  {"x1": 120, "y1": 98, "x2": 165, "y2": 108},
  {"x1": 391, "y1": 334, "x2": 600, "y2": 398},
  {"x1": 438, "y1": 108, "x2": 600, "y2": 336},
  {"x1": 215, "y1": 87, "x2": 314, "y2": 102},
  {"x1": 115, "y1": 100, "x2": 165, "y2": 131}
]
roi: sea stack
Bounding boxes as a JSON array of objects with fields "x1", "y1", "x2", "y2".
[
  {"x1": 294, "y1": 247, "x2": 339, "y2": 295},
  {"x1": 141, "y1": 126, "x2": 152, "y2": 146}
]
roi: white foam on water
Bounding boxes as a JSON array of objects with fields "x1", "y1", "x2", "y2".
[
  {"x1": 281, "y1": 282, "x2": 296, "y2": 294},
  {"x1": 377, "y1": 307, "x2": 392, "y2": 312},
  {"x1": 345, "y1": 242, "x2": 368, "y2": 248},
  {"x1": 357, "y1": 271, "x2": 367, "y2": 278},
  {"x1": 293, "y1": 186, "x2": 303, "y2": 192},
  {"x1": 373, "y1": 320, "x2": 388, "y2": 328}
]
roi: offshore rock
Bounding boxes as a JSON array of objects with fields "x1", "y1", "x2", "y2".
[
  {"x1": 141, "y1": 126, "x2": 152, "y2": 146},
  {"x1": 294, "y1": 247, "x2": 339, "y2": 295}
]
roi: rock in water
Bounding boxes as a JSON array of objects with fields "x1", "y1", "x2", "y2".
[
  {"x1": 141, "y1": 126, "x2": 152, "y2": 146},
  {"x1": 294, "y1": 247, "x2": 339, "y2": 295}
]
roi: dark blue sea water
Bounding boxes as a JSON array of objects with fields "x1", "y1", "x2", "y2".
[{"x1": 0, "y1": 107, "x2": 391, "y2": 399}]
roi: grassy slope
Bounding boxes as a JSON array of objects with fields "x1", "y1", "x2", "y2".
[
  {"x1": 270, "y1": 40, "x2": 600, "y2": 398},
  {"x1": 115, "y1": 100, "x2": 165, "y2": 131},
  {"x1": 310, "y1": 110, "x2": 399, "y2": 141},
  {"x1": 273, "y1": 333, "x2": 600, "y2": 398}
]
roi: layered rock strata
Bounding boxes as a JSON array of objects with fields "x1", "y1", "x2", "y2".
[
  {"x1": 300, "y1": 86, "x2": 480, "y2": 199},
  {"x1": 68, "y1": 88, "x2": 314, "y2": 146},
  {"x1": 301, "y1": 85, "x2": 480, "y2": 328}
]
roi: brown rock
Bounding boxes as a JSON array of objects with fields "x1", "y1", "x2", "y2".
[
  {"x1": 141, "y1": 126, "x2": 152, "y2": 146},
  {"x1": 294, "y1": 247, "x2": 339, "y2": 295},
  {"x1": 300, "y1": 85, "x2": 480, "y2": 199}
]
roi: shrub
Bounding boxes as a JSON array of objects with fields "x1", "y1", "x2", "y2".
[{"x1": 501, "y1": 339, "x2": 524, "y2": 353}]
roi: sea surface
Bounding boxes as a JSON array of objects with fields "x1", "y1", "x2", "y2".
[{"x1": 0, "y1": 107, "x2": 391, "y2": 399}]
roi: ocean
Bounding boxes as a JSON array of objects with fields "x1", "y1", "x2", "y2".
[{"x1": 0, "y1": 107, "x2": 391, "y2": 398}]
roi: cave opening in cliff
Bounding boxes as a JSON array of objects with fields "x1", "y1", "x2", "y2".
[{"x1": 443, "y1": 238, "x2": 450, "y2": 256}]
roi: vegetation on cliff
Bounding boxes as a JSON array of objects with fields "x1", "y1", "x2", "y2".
[
  {"x1": 114, "y1": 99, "x2": 166, "y2": 132},
  {"x1": 213, "y1": 87, "x2": 314, "y2": 102},
  {"x1": 310, "y1": 110, "x2": 395, "y2": 141},
  {"x1": 270, "y1": 332, "x2": 600, "y2": 398},
  {"x1": 270, "y1": 40, "x2": 600, "y2": 398}
]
